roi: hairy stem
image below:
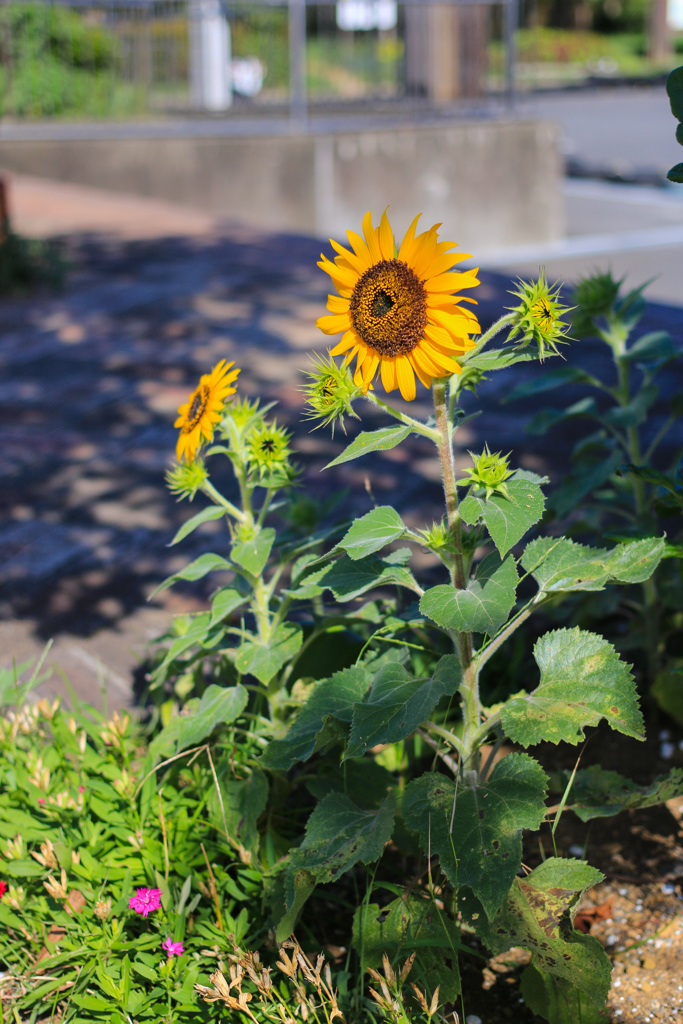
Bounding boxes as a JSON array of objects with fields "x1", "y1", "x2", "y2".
[
  {"x1": 362, "y1": 390, "x2": 440, "y2": 442},
  {"x1": 200, "y1": 480, "x2": 244, "y2": 522}
]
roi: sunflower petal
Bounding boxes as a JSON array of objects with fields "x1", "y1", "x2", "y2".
[
  {"x1": 396, "y1": 357, "x2": 416, "y2": 401},
  {"x1": 362, "y1": 211, "x2": 383, "y2": 264},
  {"x1": 330, "y1": 330, "x2": 358, "y2": 355},
  {"x1": 317, "y1": 312, "x2": 352, "y2": 336},
  {"x1": 378, "y1": 208, "x2": 395, "y2": 261},
  {"x1": 346, "y1": 229, "x2": 373, "y2": 269},
  {"x1": 381, "y1": 357, "x2": 398, "y2": 392},
  {"x1": 398, "y1": 214, "x2": 422, "y2": 263},
  {"x1": 408, "y1": 352, "x2": 433, "y2": 390},
  {"x1": 330, "y1": 238, "x2": 366, "y2": 277},
  {"x1": 424, "y1": 270, "x2": 480, "y2": 294},
  {"x1": 327, "y1": 293, "x2": 351, "y2": 313}
]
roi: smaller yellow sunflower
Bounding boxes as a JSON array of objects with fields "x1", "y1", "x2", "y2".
[{"x1": 175, "y1": 360, "x2": 240, "y2": 462}]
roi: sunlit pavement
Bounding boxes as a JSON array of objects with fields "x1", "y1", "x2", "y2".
[{"x1": 0, "y1": 170, "x2": 681, "y2": 707}]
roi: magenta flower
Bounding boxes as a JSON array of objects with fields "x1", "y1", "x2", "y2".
[
  {"x1": 128, "y1": 887, "x2": 162, "y2": 917},
  {"x1": 162, "y1": 937, "x2": 184, "y2": 958}
]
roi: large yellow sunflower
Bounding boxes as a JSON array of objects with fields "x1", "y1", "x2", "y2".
[
  {"x1": 175, "y1": 360, "x2": 240, "y2": 462},
  {"x1": 317, "y1": 210, "x2": 481, "y2": 401}
]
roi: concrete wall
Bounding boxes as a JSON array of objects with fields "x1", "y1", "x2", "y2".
[{"x1": 0, "y1": 119, "x2": 562, "y2": 252}]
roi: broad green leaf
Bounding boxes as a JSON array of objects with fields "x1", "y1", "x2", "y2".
[
  {"x1": 668, "y1": 162, "x2": 683, "y2": 183},
  {"x1": 548, "y1": 449, "x2": 623, "y2": 519},
  {"x1": 522, "y1": 536, "x2": 665, "y2": 593},
  {"x1": 170, "y1": 505, "x2": 226, "y2": 546},
  {"x1": 212, "y1": 765, "x2": 269, "y2": 854},
  {"x1": 521, "y1": 967, "x2": 607, "y2": 1024},
  {"x1": 325, "y1": 425, "x2": 411, "y2": 468},
  {"x1": 420, "y1": 553, "x2": 518, "y2": 635},
  {"x1": 353, "y1": 896, "x2": 463, "y2": 1002},
  {"x1": 504, "y1": 365, "x2": 597, "y2": 403},
  {"x1": 276, "y1": 869, "x2": 316, "y2": 941},
  {"x1": 667, "y1": 65, "x2": 683, "y2": 120},
  {"x1": 601, "y1": 384, "x2": 658, "y2": 428},
  {"x1": 621, "y1": 463, "x2": 681, "y2": 495},
  {"x1": 338, "y1": 506, "x2": 407, "y2": 560},
  {"x1": 307, "y1": 759, "x2": 397, "y2": 810},
  {"x1": 460, "y1": 480, "x2": 545, "y2": 557},
  {"x1": 149, "y1": 683, "x2": 248, "y2": 759},
  {"x1": 279, "y1": 792, "x2": 396, "y2": 937},
  {"x1": 345, "y1": 655, "x2": 461, "y2": 759},
  {"x1": 235, "y1": 622, "x2": 302, "y2": 684},
  {"x1": 460, "y1": 347, "x2": 538, "y2": 372},
  {"x1": 565, "y1": 765, "x2": 683, "y2": 822},
  {"x1": 653, "y1": 667, "x2": 683, "y2": 725},
  {"x1": 152, "y1": 613, "x2": 223, "y2": 678},
  {"x1": 320, "y1": 551, "x2": 420, "y2": 601},
  {"x1": 259, "y1": 665, "x2": 372, "y2": 770},
  {"x1": 501, "y1": 628, "x2": 644, "y2": 747},
  {"x1": 526, "y1": 397, "x2": 596, "y2": 436},
  {"x1": 209, "y1": 587, "x2": 247, "y2": 627},
  {"x1": 231, "y1": 528, "x2": 275, "y2": 576},
  {"x1": 402, "y1": 754, "x2": 548, "y2": 919},
  {"x1": 480, "y1": 858, "x2": 610, "y2": 1005},
  {"x1": 622, "y1": 331, "x2": 673, "y2": 365},
  {"x1": 149, "y1": 553, "x2": 232, "y2": 598}
]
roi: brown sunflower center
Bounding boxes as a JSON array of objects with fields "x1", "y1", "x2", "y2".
[
  {"x1": 350, "y1": 259, "x2": 428, "y2": 357},
  {"x1": 185, "y1": 385, "x2": 209, "y2": 431}
]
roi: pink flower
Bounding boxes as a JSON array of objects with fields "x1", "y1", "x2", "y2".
[
  {"x1": 162, "y1": 937, "x2": 184, "y2": 958},
  {"x1": 37, "y1": 798, "x2": 45, "y2": 805},
  {"x1": 128, "y1": 887, "x2": 162, "y2": 917},
  {"x1": 0, "y1": 880, "x2": 7, "y2": 897}
]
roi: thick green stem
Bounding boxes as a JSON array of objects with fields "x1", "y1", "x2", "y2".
[
  {"x1": 433, "y1": 380, "x2": 479, "y2": 775},
  {"x1": 200, "y1": 480, "x2": 245, "y2": 522}
]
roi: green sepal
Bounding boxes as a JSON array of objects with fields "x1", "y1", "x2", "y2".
[
  {"x1": 402, "y1": 754, "x2": 548, "y2": 919},
  {"x1": 345, "y1": 655, "x2": 461, "y2": 759},
  {"x1": 501, "y1": 627, "x2": 644, "y2": 747},
  {"x1": 420, "y1": 552, "x2": 518, "y2": 635},
  {"x1": 480, "y1": 858, "x2": 611, "y2": 1007}
]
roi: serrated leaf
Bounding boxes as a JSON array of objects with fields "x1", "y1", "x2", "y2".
[
  {"x1": 288, "y1": 791, "x2": 395, "y2": 884},
  {"x1": 260, "y1": 665, "x2": 372, "y2": 770},
  {"x1": 319, "y1": 552, "x2": 419, "y2": 601},
  {"x1": 170, "y1": 505, "x2": 226, "y2": 546},
  {"x1": 325, "y1": 425, "x2": 411, "y2": 468},
  {"x1": 345, "y1": 655, "x2": 461, "y2": 759},
  {"x1": 460, "y1": 480, "x2": 545, "y2": 557},
  {"x1": 213, "y1": 765, "x2": 269, "y2": 853},
  {"x1": 565, "y1": 765, "x2": 683, "y2": 822},
  {"x1": 420, "y1": 553, "x2": 518, "y2": 635},
  {"x1": 235, "y1": 622, "x2": 302, "y2": 684},
  {"x1": 501, "y1": 627, "x2": 644, "y2": 747},
  {"x1": 148, "y1": 553, "x2": 232, "y2": 598},
  {"x1": 149, "y1": 683, "x2": 248, "y2": 760},
  {"x1": 402, "y1": 754, "x2": 548, "y2": 919},
  {"x1": 231, "y1": 528, "x2": 275, "y2": 576},
  {"x1": 522, "y1": 536, "x2": 665, "y2": 593},
  {"x1": 353, "y1": 896, "x2": 463, "y2": 1002},
  {"x1": 461, "y1": 347, "x2": 538, "y2": 372},
  {"x1": 338, "y1": 506, "x2": 407, "y2": 560},
  {"x1": 480, "y1": 858, "x2": 610, "y2": 1005},
  {"x1": 504, "y1": 365, "x2": 597, "y2": 404},
  {"x1": 209, "y1": 588, "x2": 247, "y2": 627}
]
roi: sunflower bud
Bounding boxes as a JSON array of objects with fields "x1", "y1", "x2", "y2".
[
  {"x1": 506, "y1": 273, "x2": 571, "y2": 359},
  {"x1": 245, "y1": 421, "x2": 295, "y2": 487},
  {"x1": 571, "y1": 269, "x2": 643, "y2": 350},
  {"x1": 458, "y1": 446, "x2": 514, "y2": 501},
  {"x1": 166, "y1": 459, "x2": 209, "y2": 501},
  {"x1": 301, "y1": 352, "x2": 362, "y2": 435}
]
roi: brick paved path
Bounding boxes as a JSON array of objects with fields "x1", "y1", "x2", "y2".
[{"x1": 1, "y1": 208, "x2": 682, "y2": 707}]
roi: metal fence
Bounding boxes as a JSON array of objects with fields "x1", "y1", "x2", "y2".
[{"x1": 0, "y1": 0, "x2": 518, "y2": 125}]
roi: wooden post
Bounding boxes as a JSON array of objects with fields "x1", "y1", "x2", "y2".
[
  {"x1": 649, "y1": 0, "x2": 670, "y2": 61},
  {"x1": 0, "y1": 178, "x2": 9, "y2": 244}
]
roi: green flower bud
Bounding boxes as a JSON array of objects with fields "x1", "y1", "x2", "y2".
[
  {"x1": 246, "y1": 420, "x2": 296, "y2": 487},
  {"x1": 301, "y1": 352, "x2": 362, "y2": 435},
  {"x1": 506, "y1": 273, "x2": 572, "y2": 359},
  {"x1": 166, "y1": 459, "x2": 208, "y2": 501},
  {"x1": 458, "y1": 445, "x2": 514, "y2": 501}
]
